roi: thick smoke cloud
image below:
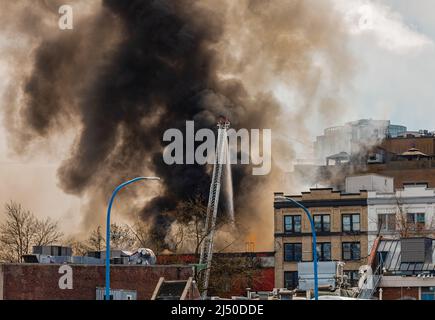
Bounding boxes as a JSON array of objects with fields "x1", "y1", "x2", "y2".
[{"x1": 1, "y1": 0, "x2": 351, "y2": 250}]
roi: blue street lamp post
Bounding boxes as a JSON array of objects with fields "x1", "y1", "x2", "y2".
[
  {"x1": 280, "y1": 196, "x2": 319, "y2": 300},
  {"x1": 105, "y1": 177, "x2": 160, "y2": 301}
]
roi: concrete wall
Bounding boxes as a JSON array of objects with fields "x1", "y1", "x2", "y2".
[
  {"x1": 345, "y1": 175, "x2": 394, "y2": 193},
  {"x1": 0, "y1": 264, "x2": 194, "y2": 300},
  {"x1": 380, "y1": 276, "x2": 435, "y2": 288}
]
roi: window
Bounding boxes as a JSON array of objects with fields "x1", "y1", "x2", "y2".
[
  {"x1": 421, "y1": 287, "x2": 435, "y2": 301},
  {"x1": 284, "y1": 215, "x2": 301, "y2": 233},
  {"x1": 284, "y1": 243, "x2": 302, "y2": 262},
  {"x1": 342, "y1": 242, "x2": 361, "y2": 261},
  {"x1": 344, "y1": 270, "x2": 360, "y2": 287},
  {"x1": 376, "y1": 251, "x2": 388, "y2": 266},
  {"x1": 316, "y1": 243, "x2": 331, "y2": 261},
  {"x1": 378, "y1": 214, "x2": 396, "y2": 232},
  {"x1": 407, "y1": 213, "x2": 425, "y2": 231},
  {"x1": 342, "y1": 214, "x2": 360, "y2": 232},
  {"x1": 284, "y1": 271, "x2": 298, "y2": 289},
  {"x1": 314, "y1": 215, "x2": 330, "y2": 232}
]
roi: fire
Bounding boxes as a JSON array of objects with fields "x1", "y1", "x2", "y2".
[{"x1": 245, "y1": 233, "x2": 256, "y2": 252}]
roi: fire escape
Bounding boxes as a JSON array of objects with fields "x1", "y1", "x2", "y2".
[{"x1": 357, "y1": 257, "x2": 384, "y2": 299}]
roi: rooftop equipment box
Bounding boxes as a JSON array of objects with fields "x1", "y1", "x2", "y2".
[
  {"x1": 33, "y1": 245, "x2": 72, "y2": 257},
  {"x1": 345, "y1": 174, "x2": 394, "y2": 193},
  {"x1": 400, "y1": 238, "x2": 433, "y2": 263}
]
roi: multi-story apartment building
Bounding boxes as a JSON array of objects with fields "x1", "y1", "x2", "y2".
[
  {"x1": 367, "y1": 183, "x2": 435, "y2": 254},
  {"x1": 274, "y1": 189, "x2": 369, "y2": 290}
]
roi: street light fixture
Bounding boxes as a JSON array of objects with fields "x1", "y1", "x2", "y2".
[
  {"x1": 105, "y1": 176, "x2": 160, "y2": 301},
  {"x1": 277, "y1": 195, "x2": 319, "y2": 300}
]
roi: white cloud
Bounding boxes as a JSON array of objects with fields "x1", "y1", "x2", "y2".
[{"x1": 334, "y1": 0, "x2": 434, "y2": 54}]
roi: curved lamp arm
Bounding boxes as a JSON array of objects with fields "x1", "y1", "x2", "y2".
[
  {"x1": 276, "y1": 195, "x2": 319, "y2": 300},
  {"x1": 105, "y1": 176, "x2": 160, "y2": 301}
]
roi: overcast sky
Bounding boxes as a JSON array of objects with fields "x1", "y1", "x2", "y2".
[
  {"x1": 0, "y1": 0, "x2": 434, "y2": 231},
  {"x1": 334, "y1": 0, "x2": 435, "y2": 131}
]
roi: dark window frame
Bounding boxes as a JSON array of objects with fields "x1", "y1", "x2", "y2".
[
  {"x1": 342, "y1": 242, "x2": 361, "y2": 261},
  {"x1": 283, "y1": 215, "x2": 302, "y2": 233},
  {"x1": 314, "y1": 214, "x2": 331, "y2": 233},
  {"x1": 284, "y1": 271, "x2": 299, "y2": 290},
  {"x1": 378, "y1": 214, "x2": 396, "y2": 232},
  {"x1": 283, "y1": 243, "x2": 303, "y2": 262},
  {"x1": 316, "y1": 242, "x2": 332, "y2": 261},
  {"x1": 406, "y1": 212, "x2": 425, "y2": 231},
  {"x1": 342, "y1": 214, "x2": 361, "y2": 232}
]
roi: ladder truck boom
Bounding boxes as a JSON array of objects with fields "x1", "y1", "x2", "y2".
[{"x1": 199, "y1": 118, "x2": 230, "y2": 298}]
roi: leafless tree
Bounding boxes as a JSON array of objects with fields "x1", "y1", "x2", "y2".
[
  {"x1": 87, "y1": 225, "x2": 105, "y2": 251},
  {"x1": 33, "y1": 217, "x2": 63, "y2": 247},
  {"x1": 129, "y1": 220, "x2": 153, "y2": 249},
  {"x1": 393, "y1": 196, "x2": 428, "y2": 238},
  {"x1": 63, "y1": 237, "x2": 89, "y2": 256},
  {"x1": 373, "y1": 195, "x2": 432, "y2": 240},
  {"x1": 165, "y1": 195, "x2": 234, "y2": 255},
  {"x1": 0, "y1": 201, "x2": 63, "y2": 262},
  {"x1": 109, "y1": 223, "x2": 136, "y2": 250},
  {"x1": 0, "y1": 202, "x2": 34, "y2": 262},
  {"x1": 208, "y1": 255, "x2": 262, "y2": 297}
]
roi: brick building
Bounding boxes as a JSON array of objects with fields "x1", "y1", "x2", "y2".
[
  {"x1": 0, "y1": 263, "x2": 194, "y2": 300},
  {"x1": 380, "y1": 136, "x2": 435, "y2": 157},
  {"x1": 274, "y1": 189, "x2": 369, "y2": 290},
  {"x1": 295, "y1": 157, "x2": 435, "y2": 190},
  {"x1": 295, "y1": 134, "x2": 435, "y2": 190}
]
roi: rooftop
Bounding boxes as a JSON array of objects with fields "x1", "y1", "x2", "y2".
[{"x1": 376, "y1": 238, "x2": 435, "y2": 274}]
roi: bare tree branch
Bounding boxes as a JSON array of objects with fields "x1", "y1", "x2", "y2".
[{"x1": 0, "y1": 201, "x2": 63, "y2": 262}]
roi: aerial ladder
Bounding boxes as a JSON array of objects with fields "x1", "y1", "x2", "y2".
[{"x1": 199, "y1": 117, "x2": 230, "y2": 298}]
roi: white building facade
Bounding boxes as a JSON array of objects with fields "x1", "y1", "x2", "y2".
[{"x1": 367, "y1": 184, "x2": 435, "y2": 254}]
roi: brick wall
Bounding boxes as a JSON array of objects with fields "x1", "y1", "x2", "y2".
[
  {"x1": 0, "y1": 263, "x2": 193, "y2": 300},
  {"x1": 380, "y1": 287, "x2": 419, "y2": 300},
  {"x1": 157, "y1": 253, "x2": 275, "y2": 296},
  {"x1": 313, "y1": 160, "x2": 435, "y2": 189},
  {"x1": 381, "y1": 137, "x2": 435, "y2": 156}
]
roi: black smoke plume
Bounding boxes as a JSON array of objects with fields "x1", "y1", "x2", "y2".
[{"x1": 2, "y1": 0, "x2": 351, "y2": 250}]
